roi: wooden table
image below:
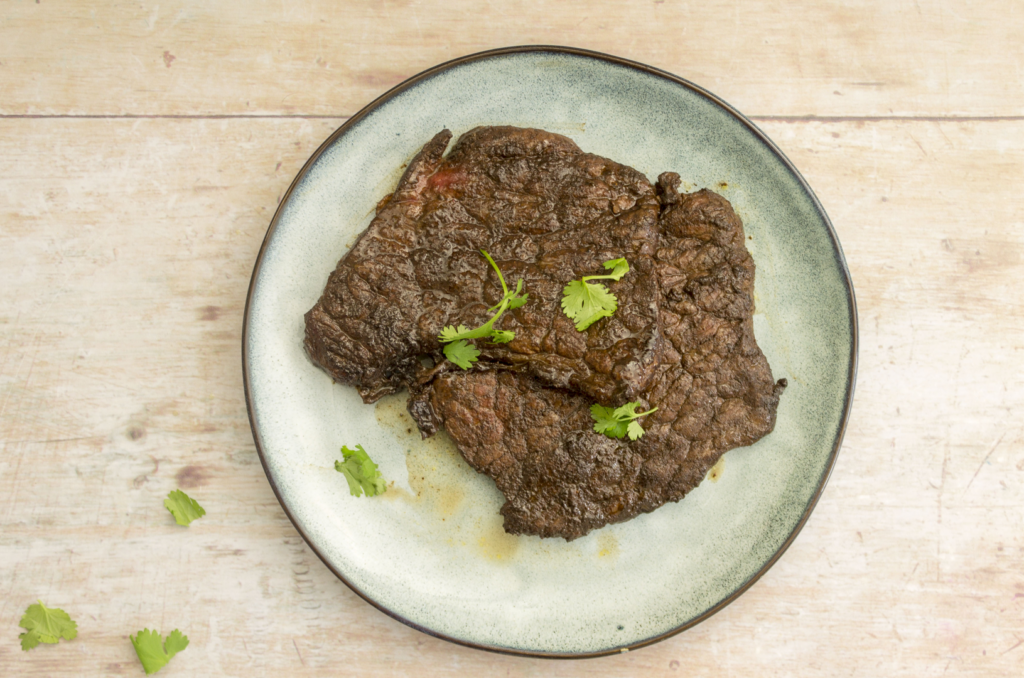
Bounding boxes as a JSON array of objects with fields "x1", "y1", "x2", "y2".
[{"x1": 2, "y1": 2, "x2": 1021, "y2": 675}]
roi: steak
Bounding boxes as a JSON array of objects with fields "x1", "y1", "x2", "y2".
[
  {"x1": 304, "y1": 126, "x2": 661, "y2": 404},
  {"x1": 409, "y1": 178, "x2": 785, "y2": 540}
]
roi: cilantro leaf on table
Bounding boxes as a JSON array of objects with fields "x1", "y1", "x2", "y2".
[
  {"x1": 18, "y1": 600, "x2": 78, "y2": 651},
  {"x1": 590, "y1": 401, "x2": 658, "y2": 441},
  {"x1": 164, "y1": 489, "x2": 206, "y2": 526},
  {"x1": 438, "y1": 250, "x2": 528, "y2": 369},
  {"x1": 334, "y1": 444, "x2": 386, "y2": 497},
  {"x1": 560, "y1": 258, "x2": 631, "y2": 331},
  {"x1": 131, "y1": 628, "x2": 189, "y2": 675}
]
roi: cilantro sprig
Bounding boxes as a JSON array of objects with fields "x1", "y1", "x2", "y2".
[
  {"x1": 335, "y1": 444, "x2": 386, "y2": 497},
  {"x1": 591, "y1": 401, "x2": 658, "y2": 441},
  {"x1": 131, "y1": 628, "x2": 189, "y2": 675},
  {"x1": 18, "y1": 600, "x2": 78, "y2": 651},
  {"x1": 560, "y1": 258, "x2": 630, "y2": 331},
  {"x1": 438, "y1": 250, "x2": 527, "y2": 369}
]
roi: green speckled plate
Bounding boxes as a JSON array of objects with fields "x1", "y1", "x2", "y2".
[{"x1": 243, "y1": 46, "x2": 857, "y2": 657}]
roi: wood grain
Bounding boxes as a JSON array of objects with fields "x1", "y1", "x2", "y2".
[
  {"x1": 1, "y1": 0, "x2": 1022, "y2": 118},
  {"x1": 1, "y1": 3, "x2": 1023, "y2": 676}
]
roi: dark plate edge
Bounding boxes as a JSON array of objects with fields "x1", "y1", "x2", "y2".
[{"x1": 241, "y1": 44, "x2": 859, "y2": 660}]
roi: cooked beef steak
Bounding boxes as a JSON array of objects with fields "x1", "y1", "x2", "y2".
[
  {"x1": 304, "y1": 126, "x2": 661, "y2": 404},
  {"x1": 409, "y1": 179, "x2": 785, "y2": 540}
]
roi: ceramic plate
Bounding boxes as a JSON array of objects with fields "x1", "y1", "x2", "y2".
[{"x1": 243, "y1": 46, "x2": 857, "y2": 657}]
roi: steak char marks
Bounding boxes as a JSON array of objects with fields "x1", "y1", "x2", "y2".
[
  {"x1": 304, "y1": 126, "x2": 661, "y2": 404},
  {"x1": 411, "y1": 174, "x2": 785, "y2": 540}
]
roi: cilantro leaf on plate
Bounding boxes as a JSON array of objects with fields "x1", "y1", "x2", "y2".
[
  {"x1": 335, "y1": 444, "x2": 386, "y2": 497},
  {"x1": 560, "y1": 258, "x2": 630, "y2": 331},
  {"x1": 18, "y1": 600, "x2": 77, "y2": 651},
  {"x1": 131, "y1": 628, "x2": 189, "y2": 675},
  {"x1": 164, "y1": 489, "x2": 206, "y2": 527}
]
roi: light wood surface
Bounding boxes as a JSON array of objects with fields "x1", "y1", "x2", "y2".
[{"x1": 2, "y1": 2, "x2": 1022, "y2": 676}]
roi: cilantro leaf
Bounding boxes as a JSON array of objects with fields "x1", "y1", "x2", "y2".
[
  {"x1": 626, "y1": 420, "x2": 646, "y2": 441},
  {"x1": 439, "y1": 324, "x2": 472, "y2": 343},
  {"x1": 560, "y1": 258, "x2": 631, "y2": 331},
  {"x1": 505, "y1": 279, "x2": 529, "y2": 310},
  {"x1": 589, "y1": 404, "x2": 625, "y2": 437},
  {"x1": 437, "y1": 250, "x2": 526, "y2": 367},
  {"x1": 334, "y1": 444, "x2": 386, "y2": 497},
  {"x1": 561, "y1": 280, "x2": 618, "y2": 331},
  {"x1": 164, "y1": 489, "x2": 206, "y2": 527},
  {"x1": 131, "y1": 630, "x2": 168, "y2": 674},
  {"x1": 439, "y1": 321, "x2": 494, "y2": 342},
  {"x1": 163, "y1": 629, "x2": 189, "y2": 659},
  {"x1": 506, "y1": 294, "x2": 529, "y2": 310},
  {"x1": 443, "y1": 339, "x2": 481, "y2": 369},
  {"x1": 131, "y1": 628, "x2": 189, "y2": 675},
  {"x1": 19, "y1": 600, "x2": 77, "y2": 651},
  {"x1": 616, "y1": 401, "x2": 643, "y2": 418},
  {"x1": 590, "y1": 401, "x2": 657, "y2": 440},
  {"x1": 602, "y1": 257, "x2": 630, "y2": 280},
  {"x1": 20, "y1": 630, "x2": 41, "y2": 652},
  {"x1": 489, "y1": 329, "x2": 515, "y2": 344}
]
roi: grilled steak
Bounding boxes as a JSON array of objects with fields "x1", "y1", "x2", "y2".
[
  {"x1": 304, "y1": 126, "x2": 661, "y2": 404},
  {"x1": 409, "y1": 178, "x2": 785, "y2": 540}
]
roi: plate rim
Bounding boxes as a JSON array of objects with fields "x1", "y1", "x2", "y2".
[{"x1": 241, "y1": 44, "x2": 859, "y2": 659}]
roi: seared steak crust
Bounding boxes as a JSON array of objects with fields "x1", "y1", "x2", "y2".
[
  {"x1": 304, "y1": 126, "x2": 661, "y2": 404},
  {"x1": 410, "y1": 178, "x2": 785, "y2": 540}
]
